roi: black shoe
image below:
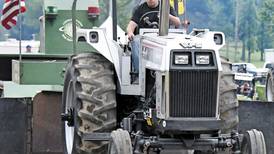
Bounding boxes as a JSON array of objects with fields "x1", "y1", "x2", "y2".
[{"x1": 130, "y1": 71, "x2": 139, "y2": 84}]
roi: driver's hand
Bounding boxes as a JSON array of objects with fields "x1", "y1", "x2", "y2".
[{"x1": 128, "y1": 32, "x2": 135, "y2": 41}]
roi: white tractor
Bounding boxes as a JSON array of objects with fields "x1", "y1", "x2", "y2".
[{"x1": 61, "y1": 0, "x2": 266, "y2": 153}]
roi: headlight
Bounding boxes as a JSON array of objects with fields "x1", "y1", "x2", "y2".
[
  {"x1": 174, "y1": 55, "x2": 189, "y2": 65},
  {"x1": 196, "y1": 55, "x2": 210, "y2": 65}
]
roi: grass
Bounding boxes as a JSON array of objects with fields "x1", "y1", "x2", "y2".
[{"x1": 220, "y1": 41, "x2": 265, "y2": 68}]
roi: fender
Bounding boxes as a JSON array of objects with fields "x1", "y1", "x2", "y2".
[{"x1": 77, "y1": 28, "x2": 123, "y2": 84}]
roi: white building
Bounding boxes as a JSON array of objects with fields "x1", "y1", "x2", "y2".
[{"x1": 0, "y1": 38, "x2": 40, "y2": 54}]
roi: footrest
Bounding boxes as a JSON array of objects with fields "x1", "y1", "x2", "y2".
[{"x1": 82, "y1": 133, "x2": 111, "y2": 141}]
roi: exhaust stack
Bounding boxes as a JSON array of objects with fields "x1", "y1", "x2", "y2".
[{"x1": 159, "y1": 0, "x2": 170, "y2": 36}]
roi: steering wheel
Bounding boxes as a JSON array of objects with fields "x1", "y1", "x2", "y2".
[{"x1": 139, "y1": 11, "x2": 159, "y2": 29}]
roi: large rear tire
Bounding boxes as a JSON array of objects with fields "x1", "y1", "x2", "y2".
[
  {"x1": 62, "y1": 53, "x2": 117, "y2": 154},
  {"x1": 266, "y1": 71, "x2": 274, "y2": 101},
  {"x1": 219, "y1": 58, "x2": 239, "y2": 133}
]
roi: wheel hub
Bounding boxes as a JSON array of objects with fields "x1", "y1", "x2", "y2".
[
  {"x1": 62, "y1": 107, "x2": 75, "y2": 154},
  {"x1": 61, "y1": 108, "x2": 74, "y2": 127}
]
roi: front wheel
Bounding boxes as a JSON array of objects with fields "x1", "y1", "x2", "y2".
[
  {"x1": 109, "y1": 129, "x2": 132, "y2": 154},
  {"x1": 241, "y1": 129, "x2": 266, "y2": 154},
  {"x1": 62, "y1": 53, "x2": 117, "y2": 154}
]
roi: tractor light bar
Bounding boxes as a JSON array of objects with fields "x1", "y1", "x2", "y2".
[
  {"x1": 174, "y1": 55, "x2": 189, "y2": 65},
  {"x1": 196, "y1": 55, "x2": 210, "y2": 65}
]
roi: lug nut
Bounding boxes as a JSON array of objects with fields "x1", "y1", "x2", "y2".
[{"x1": 61, "y1": 113, "x2": 70, "y2": 121}]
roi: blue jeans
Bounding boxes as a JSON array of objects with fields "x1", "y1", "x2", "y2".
[{"x1": 131, "y1": 36, "x2": 140, "y2": 72}]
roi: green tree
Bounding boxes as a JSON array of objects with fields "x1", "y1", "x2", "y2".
[
  {"x1": 207, "y1": 0, "x2": 235, "y2": 38},
  {"x1": 258, "y1": 0, "x2": 274, "y2": 61},
  {"x1": 187, "y1": 0, "x2": 211, "y2": 29},
  {"x1": 238, "y1": 0, "x2": 258, "y2": 63},
  {"x1": 117, "y1": 0, "x2": 135, "y2": 30},
  {"x1": 100, "y1": 0, "x2": 134, "y2": 30}
]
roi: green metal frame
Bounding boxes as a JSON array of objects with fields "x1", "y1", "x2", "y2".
[
  {"x1": 12, "y1": 60, "x2": 67, "y2": 85},
  {"x1": 0, "y1": 0, "x2": 107, "y2": 98}
]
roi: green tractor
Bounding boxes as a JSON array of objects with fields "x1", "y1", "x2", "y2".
[
  {"x1": 61, "y1": 0, "x2": 266, "y2": 153},
  {"x1": 0, "y1": 0, "x2": 111, "y2": 153}
]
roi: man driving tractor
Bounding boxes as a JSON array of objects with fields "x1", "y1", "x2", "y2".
[{"x1": 127, "y1": 0, "x2": 180, "y2": 73}]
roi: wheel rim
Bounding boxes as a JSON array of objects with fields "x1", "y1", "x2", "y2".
[
  {"x1": 65, "y1": 81, "x2": 75, "y2": 154},
  {"x1": 241, "y1": 135, "x2": 250, "y2": 154},
  {"x1": 267, "y1": 76, "x2": 273, "y2": 101},
  {"x1": 110, "y1": 141, "x2": 117, "y2": 154},
  {"x1": 241, "y1": 142, "x2": 248, "y2": 154}
]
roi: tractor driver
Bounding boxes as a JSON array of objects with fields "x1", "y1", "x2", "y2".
[{"x1": 127, "y1": 0, "x2": 180, "y2": 73}]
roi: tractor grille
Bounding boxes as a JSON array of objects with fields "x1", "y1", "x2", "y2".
[{"x1": 169, "y1": 70, "x2": 218, "y2": 117}]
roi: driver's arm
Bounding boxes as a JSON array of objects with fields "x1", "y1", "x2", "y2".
[
  {"x1": 127, "y1": 21, "x2": 138, "y2": 41},
  {"x1": 169, "y1": 7, "x2": 180, "y2": 28},
  {"x1": 169, "y1": 14, "x2": 180, "y2": 28}
]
